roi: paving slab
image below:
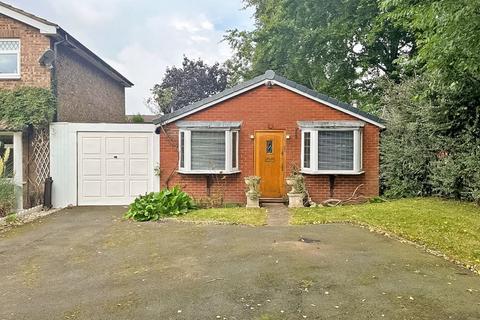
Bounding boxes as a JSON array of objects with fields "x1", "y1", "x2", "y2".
[
  {"x1": 264, "y1": 203, "x2": 290, "y2": 226},
  {"x1": 0, "y1": 206, "x2": 479, "y2": 320}
]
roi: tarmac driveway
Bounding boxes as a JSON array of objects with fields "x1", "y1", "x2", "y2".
[{"x1": 0, "y1": 207, "x2": 479, "y2": 320}]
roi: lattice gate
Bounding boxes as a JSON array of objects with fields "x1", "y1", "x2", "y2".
[{"x1": 30, "y1": 127, "x2": 50, "y2": 204}]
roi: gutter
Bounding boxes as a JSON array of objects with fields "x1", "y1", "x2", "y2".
[{"x1": 51, "y1": 29, "x2": 134, "y2": 88}]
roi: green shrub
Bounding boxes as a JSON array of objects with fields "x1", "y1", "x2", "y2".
[
  {"x1": 5, "y1": 213, "x2": 17, "y2": 224},
  {"x1": 124, "y1": 187, "x2": 196, "y2": 221},
  {"x1": 0, "y1": 178, "x2": 16, "y2": 217},
  {"x1": 130, "y1": 114, "x2": 144, "y2": 123},
  {"x1": 430, "y1": 147, "x2": 480, "y2": 203},
  {"x1": 0, "y1": 87, "x2": 55, "y2": 129},
  {"x1": 380, "y1": 75, "x2": 480, "y2": 204}
]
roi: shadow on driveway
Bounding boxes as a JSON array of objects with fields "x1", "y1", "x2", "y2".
[{"x1": 1, "y1": 206, "x2": 479, "y2": 319}]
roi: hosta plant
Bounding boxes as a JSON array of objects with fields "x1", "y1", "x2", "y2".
[{"x1": 124, "y1": 187, "x2": 196, "y2": 221}]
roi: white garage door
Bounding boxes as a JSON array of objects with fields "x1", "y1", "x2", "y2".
[{"x1": 78, "y1": 132, "x2": 154, "y2": 205}]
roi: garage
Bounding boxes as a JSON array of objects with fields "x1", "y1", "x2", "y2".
[
  {"x1": 50, "y1": 123, "x2": 160, "y2": 208},
  {"x1": 78, "y1": 132, "x2": 154, "y2": 205}
]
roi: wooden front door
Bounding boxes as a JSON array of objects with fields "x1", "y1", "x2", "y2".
[{"x1": 254, "y1": 131, "x2": 285, "y2": 198}]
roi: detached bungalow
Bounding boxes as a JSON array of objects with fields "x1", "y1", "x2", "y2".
[{"x1": 154, "y1": 70, "x2": 385, "y2": 204}]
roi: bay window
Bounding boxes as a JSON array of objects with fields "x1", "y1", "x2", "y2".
[
  {"x1": 299, "y1": 121, "x2": 364, "y2": 174},
  {"x1": 177, "y1": 121, "x2": 240, "y2": 174},
  {"x1": 0, "y1": 39, "x2": 20, "y2": 79}
]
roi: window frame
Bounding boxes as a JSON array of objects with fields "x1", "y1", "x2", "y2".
[
  {"x1": 0, "y1": 39, "x2": 21, "y2": 79},
  {"x1": 0, "y1": 133, "x2": 14, "y2": 179},
  {"x1": 300, "y1": 127, "x2": 363, "y2": 175},
  {"x1": 178, "y1": 128, "x2": 240, "y2": 174}
]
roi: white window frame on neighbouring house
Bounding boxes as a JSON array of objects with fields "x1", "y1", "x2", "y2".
[
  {"x1": 299, "y1": 121, "x2": 364, "y2": 175},
  {"x1": 0, "y1": 132, "x2": 23, "y2": 209},
  {"x1": 0, "y1": 39, "x2": 21, "y2": 79},
  {"x1": 177, "y1": 121, "x2": 241, "y2": 174}
]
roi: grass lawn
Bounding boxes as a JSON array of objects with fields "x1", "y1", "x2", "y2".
[
  {"x1": 292, "y1": 197, "x2": 480, "y2": 270},
  {"x1": 173, "y1": 207, "x2": 267, "y2": 226}
]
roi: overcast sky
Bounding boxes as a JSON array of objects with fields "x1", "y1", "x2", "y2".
[{"x1": 8, "y1": 0, "x2": 254, "y2": 114}]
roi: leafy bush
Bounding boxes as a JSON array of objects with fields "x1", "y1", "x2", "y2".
[
  {"x1": 0, "y1": 87, "x2": 55, "y2": 129},
  {"x1": 0, "y1": 178, "x2": 16, "y2": 217},
  {"x1": 380, "y1": 75, "x2": 480, "y2": 203},
  {"x1": 130, "y1": 114, "x2": 144, "y2": 123},
  {"x1": 380, "y1": 77, "x2": 435, "y2": 198},
  {"x1": 124, "y1": 187, "x2": 196, "y2": 221},
  {"x1": 430, "y1": 147, "x2": 480, "y2": 204}
]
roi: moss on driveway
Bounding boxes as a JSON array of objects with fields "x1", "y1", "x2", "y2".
[
  {"x1": 292, "y1": 197, "x2": 480, "y2": 272},
  {"x1": 0, "y1": 206, "x2": 479, "y2": 319}
]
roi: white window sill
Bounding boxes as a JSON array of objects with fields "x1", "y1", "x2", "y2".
[
  {"x1": 0, "y1": 74, "x2": 21, "y2": 79},
  {"x1": 178, "y1": 169, "x2": 241, "y2": 175},
  {"x1": 301, "y1": 170, "x2": 365, "y2": 175}
]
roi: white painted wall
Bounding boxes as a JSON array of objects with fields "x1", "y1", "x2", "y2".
[
  {"x1": 12, "y1": 132, "x2": 23, "y2": 210},
  {"x1": 50, "y1": 122, "x2": 160, "y2": 208}
]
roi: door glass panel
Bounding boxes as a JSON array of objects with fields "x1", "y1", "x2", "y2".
[{"x1": 266, "y1": 140, "x2": 273, "y2": 154}]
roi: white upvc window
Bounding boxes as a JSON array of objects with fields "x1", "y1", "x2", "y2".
[
  {"x1": 299, "y1": 121, "x2": 364, "y2": 175},
  {"x1": 177, "y1": 121, "x2": 240, "y2": 174},
  {"x1": 0, "y1": 39, "x2": 20, "y2": 79}
]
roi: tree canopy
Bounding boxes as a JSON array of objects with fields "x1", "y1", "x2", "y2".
[
  {"x1": 148, "y1": 57, "x2": 229, "y2": 115},
  {"x1": 224, "y1": 0, "x2": 415, "y2": 111}
]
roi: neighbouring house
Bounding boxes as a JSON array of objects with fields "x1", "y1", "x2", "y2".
[
  {"x1": 0, "y1": 2, "x2": 159, "y2": 210},
  {"x1": 154, "y1": 70, "x2": 385, "y2": 204},
  {"x1": 126, "y1": 114, "x2": 157, "y2": 123}
]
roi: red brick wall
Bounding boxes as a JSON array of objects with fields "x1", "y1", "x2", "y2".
[
  {"x1": 0, "y1": 15, "x2": 51, "y2": 89},
  {"x1": 159, "y1": 85, "x2": 380, "y2": 204}
]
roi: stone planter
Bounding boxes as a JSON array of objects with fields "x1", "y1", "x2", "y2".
[
  {"x1": 285, "y1": 176, "x2": 296, "y2": 191},
  {"x1": 286, "y1": 174, "x2": 305, "y2": 208},
  {"x1": 287, "y1": 192, "x2": 304, "y2": 208},
  {"x1": 245, "y1": 176, "x2": 261, "y2": 208},
  {"x1": 285, "y1": 176, "x2": 297, "y2": 193}
]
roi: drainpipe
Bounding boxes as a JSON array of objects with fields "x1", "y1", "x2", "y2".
[{"x1": 50, "y1": 37, "x2": 66, "y2": 121}]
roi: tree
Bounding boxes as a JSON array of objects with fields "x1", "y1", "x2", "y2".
[
  {"x1": 379, "y1": 0, "x2": 480, "y2": 202},
  {"x1": 224, "y1": 0, "x2": 414, "y2": 111},
  {"x1": 381, "y1": 0, "x2": 480, "y2": 138},
  {"x1": 147, "y1": 57, "x2": 229, "y2": 115},
  {"x1": 380, "y1": 73, "x2": 480, "y2": 202}
]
